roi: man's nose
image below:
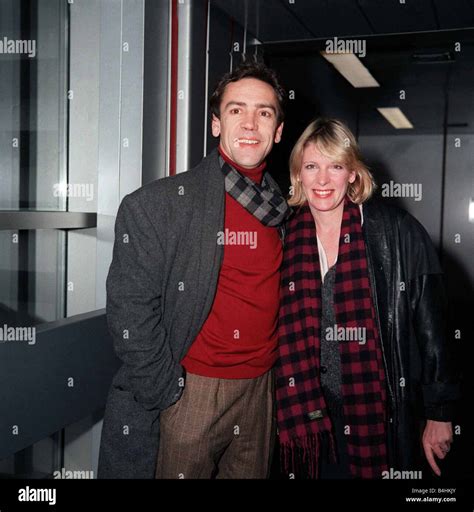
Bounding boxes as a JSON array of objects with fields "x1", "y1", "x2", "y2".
[{"x1": 241, "y1": 112, "x2": 257, "y2": 130}]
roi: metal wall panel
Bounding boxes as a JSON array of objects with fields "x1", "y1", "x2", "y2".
[
  {"x1": 142, "y1": 0, "x2": 170, "y2": 183},
  {"x1": 0, "y1": 310, "x2": 120, "y2": 460}
]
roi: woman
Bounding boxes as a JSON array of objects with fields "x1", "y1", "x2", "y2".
[{"x1": 275, "y1": 118, "x2": 459, "y2": 479}]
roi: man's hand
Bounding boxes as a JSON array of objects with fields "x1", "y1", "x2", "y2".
[{"x1": 422, "y1": 420, "x2": 453, "y2": 476}]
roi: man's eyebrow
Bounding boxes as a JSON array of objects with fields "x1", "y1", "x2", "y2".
[
  {"x1": 256, "y1": 103, "x2": 277, "y2": 113},
  {"x1": 223, "y1": 101, "x2": 246, "y2": 110},
  {"x1": 223, "y1": 101, "x2": 277, "y2": 113}
]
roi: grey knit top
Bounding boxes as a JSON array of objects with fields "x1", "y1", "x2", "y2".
[{"x1": 320, "y1": 265, "x2": 344, "y2": 417}]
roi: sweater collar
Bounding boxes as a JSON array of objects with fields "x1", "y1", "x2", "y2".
[{"x1": 218, "y1": 146, "x2": 266, "y2": 183}]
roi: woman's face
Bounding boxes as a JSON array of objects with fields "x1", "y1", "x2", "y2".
[{"x1": 299, "y1": 143, "x2": 356, "y2": 215}]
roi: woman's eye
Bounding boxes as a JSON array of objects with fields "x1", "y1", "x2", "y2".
[
  {"x1": 305, "y1": 164, "x2": 315, "y2": 170},
  {"x1": 333, "y1": 165, "x2": 343, "y2": 170}
]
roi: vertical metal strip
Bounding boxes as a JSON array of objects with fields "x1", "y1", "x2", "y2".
[
  {"x1": 175, "y1": 0, "x2": 207, "y2": 173},
  {"x1": 229, "y1": 17, "x2": 234, "y2": 72},
  {"x1": 169, "y1": 0, "x2": 179, "y2": 176},
  {"x1": 117, "y1": 0, "x2": 124, "y2": 191},
  {"x1": 242, "y1": 0, "x2": 248, "y2": 60},
  {"x1": 61, "y1": 0, "x2": 71, "y2": 320},
  {"x1": 203, "y1": 0, "x2": 210, "y2": 157}
]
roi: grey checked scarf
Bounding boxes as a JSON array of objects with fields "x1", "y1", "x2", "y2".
[{"x1": 220, "y1": 158, "x2": 291, "y2": 227}]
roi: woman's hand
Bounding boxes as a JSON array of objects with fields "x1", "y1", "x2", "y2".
[{"x1": 422, "y1": 420, "x2": 453, "y2": 476}]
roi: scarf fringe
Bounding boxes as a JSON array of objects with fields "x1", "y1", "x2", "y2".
[{"x1": 280, "y1": 431, "x2": 335, "y2": 479}]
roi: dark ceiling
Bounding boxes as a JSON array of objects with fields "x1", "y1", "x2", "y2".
[
  {"x1": 212, "y1": 0, "x2": 474, "y2": 42},
  {"x1": 211, "y1": 0, "x2": 474, "y2": 136}
]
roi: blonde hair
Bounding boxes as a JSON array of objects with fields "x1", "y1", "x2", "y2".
[{"x1": 288, "y1": 118, "x2": 376, "y2": 206}]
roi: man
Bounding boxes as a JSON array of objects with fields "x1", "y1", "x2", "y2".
[{"x1": 98, "y1": 61, "x2": 290, "y2": 479}]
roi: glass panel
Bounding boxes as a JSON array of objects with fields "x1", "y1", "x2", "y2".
[
  {"x1": 0, "y1": 0, "x2": 68, "y2": 211},
  {"x1": 0, "y1": 0, "x2": 68, "y2": 479},
  {"x1": 0, "y1": 229, "x2": 66, "y2": 325}
]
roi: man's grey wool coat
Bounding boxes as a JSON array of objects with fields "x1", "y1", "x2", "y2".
[{"x1": 97, "y1": 149, "x2": 284, "y2": 478}]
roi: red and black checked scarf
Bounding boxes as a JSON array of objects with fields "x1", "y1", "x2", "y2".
[{"x1": 275, "y1": 197, "x2": 388, "y2": 479}]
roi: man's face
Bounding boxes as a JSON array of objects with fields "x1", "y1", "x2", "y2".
[{"x1": 211, "y1": 78, "x2": 284, "y2": 169}]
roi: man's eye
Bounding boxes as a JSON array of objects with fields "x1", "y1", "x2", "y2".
[
  {"x1": 230, "y1": 108, "x2": 240, "y2": 114},
  {"x1": 260, "y1": 111, "x2": 271, "y2": 117}
]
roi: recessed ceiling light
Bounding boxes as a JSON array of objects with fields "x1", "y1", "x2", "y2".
[
  {"x1": 377, "y1": 107, "x2": 414, "y2": 129},
  {"x1": 320, "y1": 52, "x2": 380, "y2": 88}
]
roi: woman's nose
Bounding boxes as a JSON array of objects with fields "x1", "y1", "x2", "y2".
[{"x1": 317, "y1": 168, "x2": 330, "y2": 184}]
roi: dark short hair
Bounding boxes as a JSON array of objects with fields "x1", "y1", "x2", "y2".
[{"x1": 209, "y1": 61, "x2": 286, "y2": 124}]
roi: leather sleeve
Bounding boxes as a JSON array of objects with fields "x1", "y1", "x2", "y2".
[
  {"x1": 408, "y1": 273, "x2": 459, "y2": 420},
  {"x1": 401, "y1": 214, "x2": 460, "y2": 421}
]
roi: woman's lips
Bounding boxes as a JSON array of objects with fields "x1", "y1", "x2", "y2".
[{"x1": 312, "y1": 189, "x2": 334, "y2": 198}]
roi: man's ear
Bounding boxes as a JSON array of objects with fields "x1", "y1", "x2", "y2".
[
  {"x1": 211, "y1": 114, "x2": 221, "y2": 137},
  {"x1": 274, "y1": 122, "x2": 284, "y2": 144}
]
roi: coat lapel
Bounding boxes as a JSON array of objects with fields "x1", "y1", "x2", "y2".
[
  {"x1": 362, "y1": 201, "x2": 395, "y2": 405},
  {"x1": 190, "y1": 150, "x2": 226, "y2": 335}
]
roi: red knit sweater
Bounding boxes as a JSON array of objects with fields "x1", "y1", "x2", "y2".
[{"x1": 181, "y1": 148, "x2": 283, "y2": 378}]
